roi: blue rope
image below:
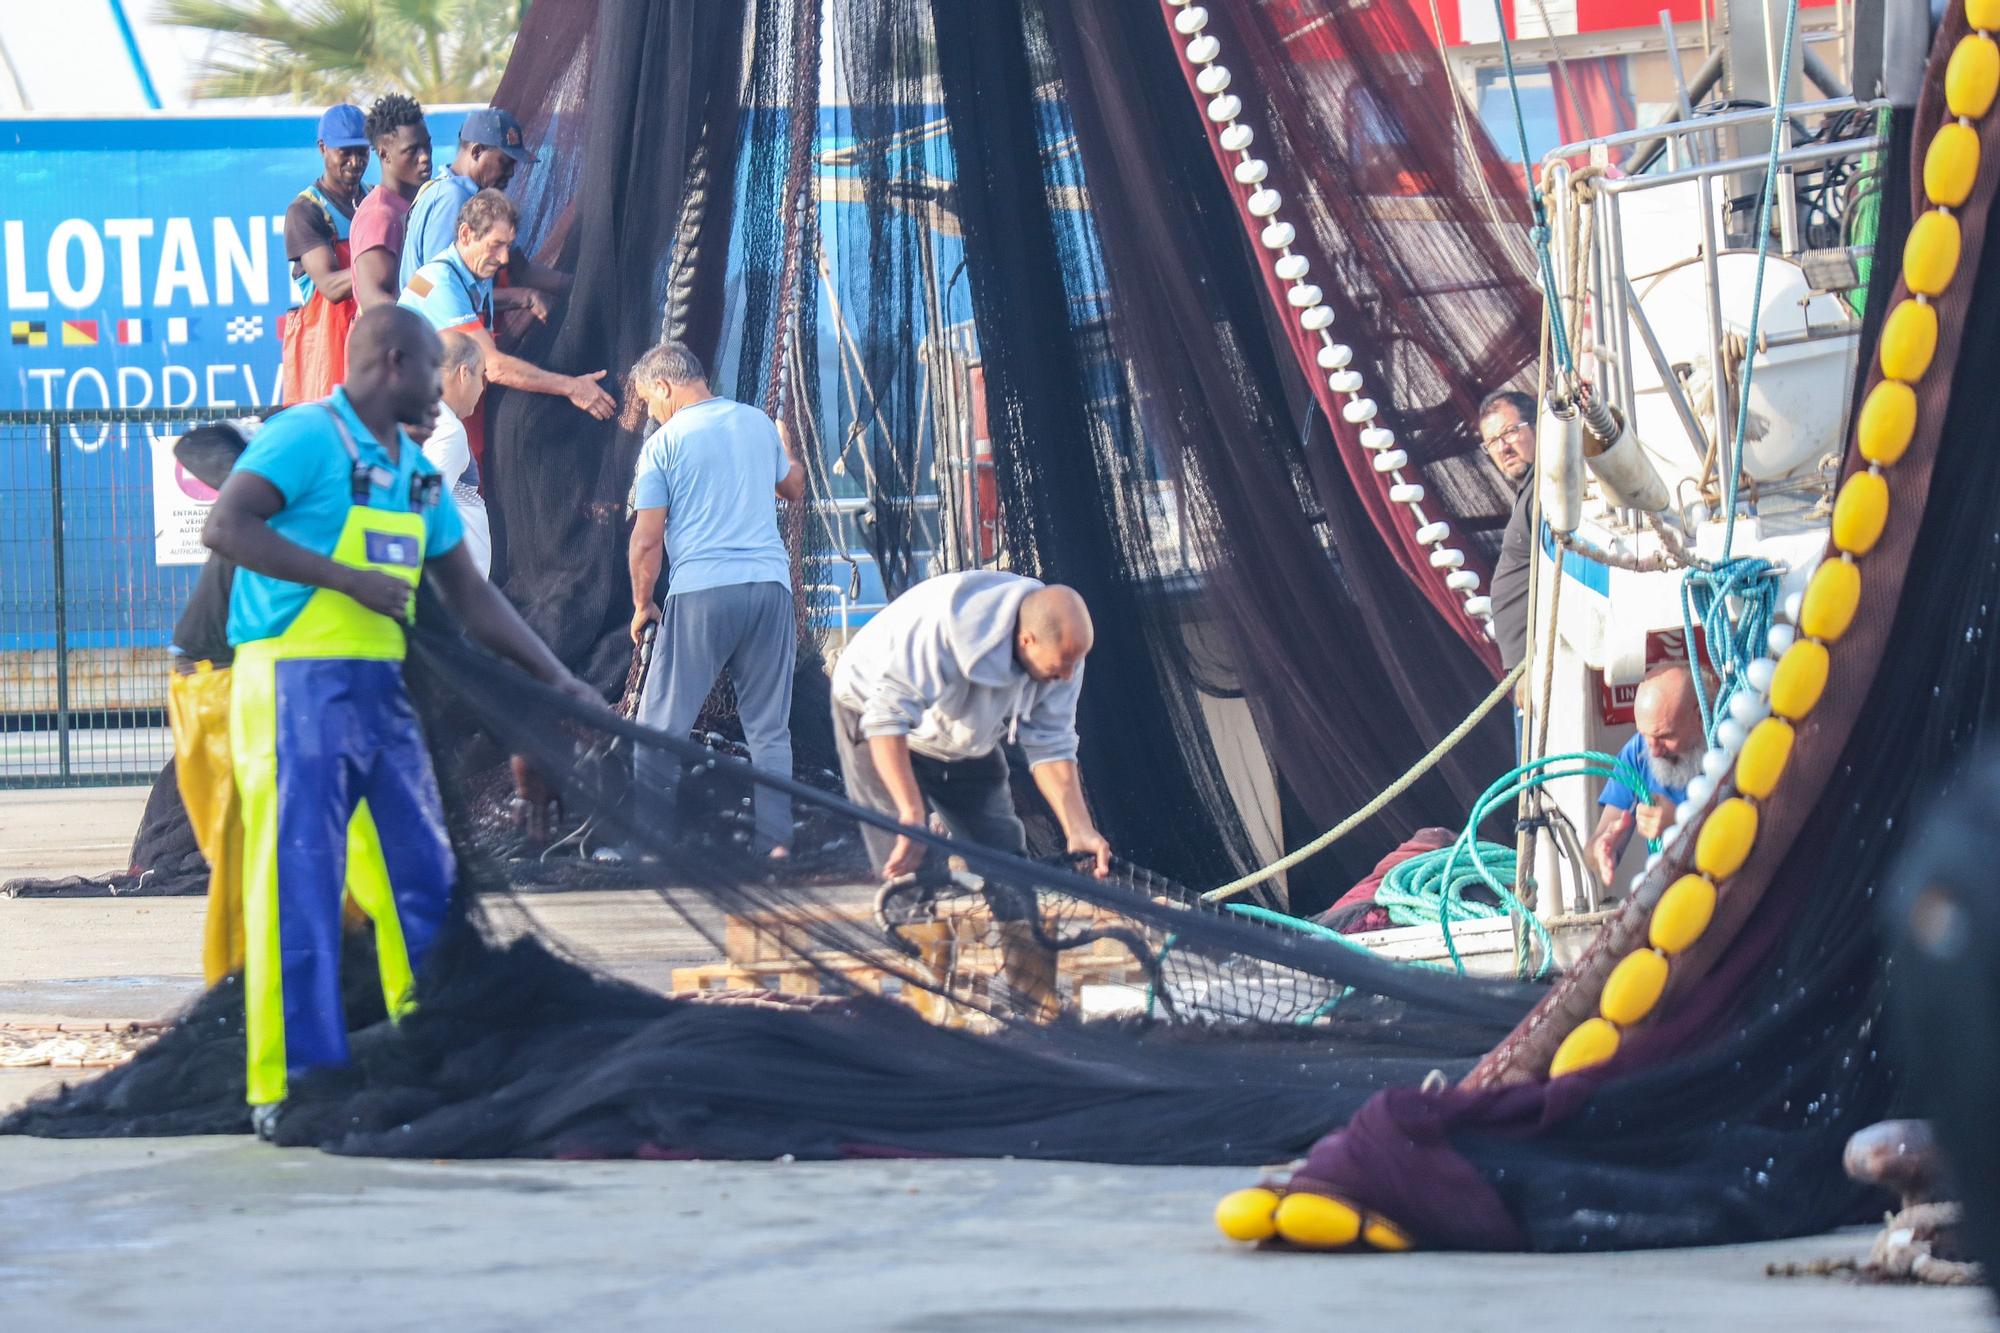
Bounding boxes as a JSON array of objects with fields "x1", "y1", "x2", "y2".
[
  {"x1": 1491, "y1": 0, "x2": 1575, "y2": 379},
  {"x1": 1679, "y1": 556, "x2": 1782, "y2": 742},
  {"x1": 1721, "y1": 0, "x2": 1805, "y2": 561}
]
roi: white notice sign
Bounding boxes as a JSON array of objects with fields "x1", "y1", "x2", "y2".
[{"x1": 150, "y1": 433, "x2": 215, "y2": 566}]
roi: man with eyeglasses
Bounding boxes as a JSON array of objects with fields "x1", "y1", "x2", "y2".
[{"x1": 1479, "y1": 389, "x2": 1539, "y2": 688}]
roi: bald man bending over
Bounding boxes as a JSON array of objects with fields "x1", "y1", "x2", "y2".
[
  {"x1": 830, "y1": 571, "x2": 1113, "y2": 883},
  {"x1": 1587, "y1": 663, "x2": 1708, "y2": 888}
]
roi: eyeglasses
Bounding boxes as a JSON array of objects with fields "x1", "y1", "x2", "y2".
[{"x1": 1480, "y1": 421, "x2": 1529, "y2": 452}]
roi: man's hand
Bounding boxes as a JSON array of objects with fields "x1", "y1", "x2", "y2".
[
  {"x1": 883, "y1": 829, "x2": 927, "y2": 879},
  {"x1": 631, "y1": 601, "x2": 661, "y2": 644},
  {"x1": 1633, "y1": 796, "x2": 1670, "y2": 842},
  {"x1": 1590, "y1": 838, "x2": 1619, "y2": 886},
  {"x1": 339, "y1": 568, "x2": 413, "y2": 620},
  {"x1": 1068, "y1": 827, "x2": 1112, "y2": 878},
  {"x1": 518, "y1": 289, "x2": 552, "y2": 323},
  {"x1": 568, "y1": 370, "x2": 616, "y2": 420}
]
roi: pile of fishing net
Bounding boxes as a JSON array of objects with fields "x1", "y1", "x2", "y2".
[{"x1": 15, "y1": 0, "x2": 2000, "y2": 1263}]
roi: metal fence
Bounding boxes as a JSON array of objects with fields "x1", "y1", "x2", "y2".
[{"x1": 0, "y1": 407, "x2": 237, "y2": 788}]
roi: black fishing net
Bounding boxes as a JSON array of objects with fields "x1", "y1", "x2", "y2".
[
  {"x1": 473, "y1": 0, "x2": 1531, "y2": 906},
  {"x1": 6, "y1": 607, "x2": 1535, "y2": 1159},
  {"x1": 10, "y1": 0, "x2": 1988, "y2": 1260}
]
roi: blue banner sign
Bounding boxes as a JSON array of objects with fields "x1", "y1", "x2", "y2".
[{"x1": 2, "y1": 108, "x2": 472, "y2": 424}]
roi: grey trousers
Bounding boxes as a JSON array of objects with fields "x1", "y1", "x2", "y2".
[
  {"x1": 833, "y1": 702, "x2": 1027, "y2": 881},
  {"x1": 635, "y1": 581, "x2": 795, "y2": 849}
]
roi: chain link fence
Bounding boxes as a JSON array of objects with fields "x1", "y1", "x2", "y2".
[{"x1": 0, "y1": 407, "x2": 240, "y2": 788}]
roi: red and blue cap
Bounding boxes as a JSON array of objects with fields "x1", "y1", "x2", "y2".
[{"x1": 459, "y1": 107, "x2": 531, "y2": 163}]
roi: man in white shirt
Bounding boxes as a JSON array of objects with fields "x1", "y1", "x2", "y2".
[
  {"x1": 830, "y1": 570, "x2": 1112, "y2": 881},
  {"x1": 420, "y1": 330, "x2": 492, "y2": 576}
]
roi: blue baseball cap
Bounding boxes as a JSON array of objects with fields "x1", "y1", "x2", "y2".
[
  {"x1": 316, "y1": 104, "x2": 368, "y2": 149},
  {"x1": 459, "y1": 106, "x2": 531, "y2": 163}
]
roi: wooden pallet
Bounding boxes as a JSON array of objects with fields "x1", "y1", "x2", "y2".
[{"x1": 674, "y1": 904, "x2": 1153, "y2": 1022}]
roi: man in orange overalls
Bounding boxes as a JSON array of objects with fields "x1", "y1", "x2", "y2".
[{"x1": 280, "y1": 105, "x2": 369, "y2": 404}]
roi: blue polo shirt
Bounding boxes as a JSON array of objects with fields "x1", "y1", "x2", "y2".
[
  {"x1": 227, "y1": 388, "x2": 463, "y2": 646},
  {"x1": 1598, "y1": 733, "x2": 1691, "y2": 811},
  {"x1": 400, "y1": 167, "x2": 479, "y2": 289},
  {"x1": 398, "y1": 245, "x2": 491, "y2": 334},
  {"x1": 633, "y1": 398, "x2": 792, "y2": 597}
]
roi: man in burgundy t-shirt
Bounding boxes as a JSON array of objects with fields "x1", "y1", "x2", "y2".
[{"x1": 351, "y1": 94, "x2": 433, "y2": 311}]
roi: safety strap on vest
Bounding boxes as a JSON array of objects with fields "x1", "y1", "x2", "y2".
[{"x1": 320, "y1": 400, "x2": 441, "y2": 512}]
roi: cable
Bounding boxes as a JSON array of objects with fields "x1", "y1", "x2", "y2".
[{"x1": 1201, "y1": 662, "x2": 1525, "y2": 903}]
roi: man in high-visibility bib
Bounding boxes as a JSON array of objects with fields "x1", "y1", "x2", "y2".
[{"x1": 203, "y1": 305, "x2": 599, "y2": 1135}]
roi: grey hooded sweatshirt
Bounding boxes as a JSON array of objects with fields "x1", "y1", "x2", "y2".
[{"x1": 831, "y1": 570, "x2": 1082, "y2": 766}]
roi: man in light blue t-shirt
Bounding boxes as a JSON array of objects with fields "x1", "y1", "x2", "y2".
[{"x1": 622, "y1": 340, "x2": 805, "y2": 856}]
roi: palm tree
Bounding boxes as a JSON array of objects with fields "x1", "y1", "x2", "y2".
[{"x1": 160, "y1": 0, "x2": 531, "y2": 105}]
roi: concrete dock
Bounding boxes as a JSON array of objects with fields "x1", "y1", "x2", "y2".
[{"x1": 2, "y1": 788, "x2": 1993, "y2": 1330}]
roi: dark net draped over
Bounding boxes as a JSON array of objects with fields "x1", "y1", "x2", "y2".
[
  {"x1": 8, "y1": 0, "x2": 1986, "y2": 1259},
  {"x1": 470, "y1": 0, "x2": 1527, "y2": 900}
]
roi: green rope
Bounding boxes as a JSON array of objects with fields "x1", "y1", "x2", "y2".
[
  {"x1": 1491, "y1": 0, "x2": 1575, "y2": 380},
  {"x1": 1144, "y1": 751, "x2": 1662, "y2": 1020},
  {"x1": 1681, "y1": 555, "x2": 1781, "y2": 743}
]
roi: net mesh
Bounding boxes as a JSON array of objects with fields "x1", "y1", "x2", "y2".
[{"x1": 5, "y1": 0, "x2": 1982, "y2": 1260}]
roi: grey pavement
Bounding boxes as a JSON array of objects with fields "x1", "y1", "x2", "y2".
[
  {"x1": 0, "y1": 789, "x2": 1994, "y2": 1330},
  {"x1": 1, "y1": 1139, "x2": 1991, "y2": 1332}
]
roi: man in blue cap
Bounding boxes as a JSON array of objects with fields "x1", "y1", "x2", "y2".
[
  {"x1": 282, "y1": 105, "x2": 370, "y2": 404},
  {"x1": 401, "y1": 106, "x2": 564, "y2": 303}
]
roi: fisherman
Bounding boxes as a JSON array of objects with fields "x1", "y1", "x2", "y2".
[
  {"x1": 165, "y1": 420, "x2": 256, "y2": 984},
  {"x1": 1586, "y1": 663, "x2": 1705, "y2": 887},
  {"x1": 169, "y1": 421, "x2": 384, "y2": 984},
  {"x1": 421, "y1": 330, "x2": 493, "y2": 576},
  {"x1": 280, "y1": 104, "x2": 369, "y2": 404},
  {"x1": 399, "y1": 188, "x2": 615, "y2": 430},
  {"x1": 830, "y1": 570, "x2": 1113, "y2": 881},
  {"x1": 399, "y1": 105, "x2": 569, "y2": 322},
  {"x1": 1478, "y1": 389, "x2": 1538, "y2": 688},
  {"x1": 202, "y1": 305, "x2": 598, "y2": 1136},
  {"x1": 621, "y1": 340, "x2": 804, "y2": 857},
  {"x1": 349, "y1": 94, "x2": 434, "y2": 311},
  {"x1": 400, "y1": 107, "x2": 528, "y2": 289}
]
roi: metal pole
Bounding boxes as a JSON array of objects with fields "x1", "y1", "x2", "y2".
[
  {"x1": 1698, "y1": 173, "x2": 1731, "y2": 463},
  {"x1": 48, "y1": 423, "x2": 71, "y2": 781},
  {"x1": 1623, "y1": 276, "x2": 1720, "y2": 466},
  {"x1": 0, "y1": 28, "x2": 31, "y2": 110},
  {"x1": 106, "y1": 0, "x2": 164, "y2": 110}
]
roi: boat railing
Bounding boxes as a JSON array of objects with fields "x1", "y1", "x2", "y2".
[{"x1": 1538, "y1": 97, "x2": 1887, "y2": 469}]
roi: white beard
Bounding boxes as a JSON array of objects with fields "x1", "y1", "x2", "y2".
[{"x1": 1651, "y1": 750, "x2": 1702, "y2": 791}]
